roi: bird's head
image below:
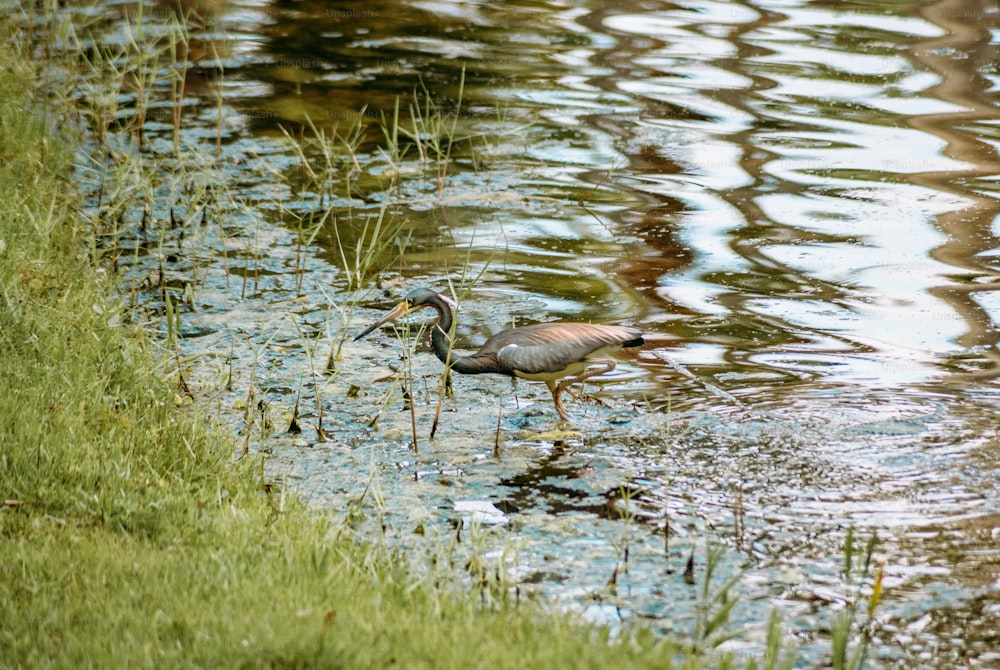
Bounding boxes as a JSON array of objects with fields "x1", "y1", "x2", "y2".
[{"x1": 353, "y1": 288, "x2": 451, "y2": 340}]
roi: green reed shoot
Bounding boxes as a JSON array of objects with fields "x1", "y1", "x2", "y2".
[
  {"x1": 607, "y1": 486, "x2": 639, "y2": 591},
  {"x1": 388, "y1": 318, "x2": 428, "y2": 452},
  {"x1": 282, "y1": 113, "x2": 364, "y2": 206},
  {"x1": 120, "y1": 2, "x2": 157, "y2": 152},
  {"x1": 165, "y1": 10, "x2": 193, "y2": 158},
  {"x1": 76, "y1": 40, "x2": 126, "y2": 147},
  {"x1": 290, "y1": 315, "x2": 328, "y2": 441},
  {"x1": 402, "y1": 66, "x2": 467, "y2": 198},
  {"x1": 690, "y1": 540, "x2": 743, "y2": 653},
  {"x1": 759, "y1": 610, "x2": 796, "y2": 670},
  {"x1": 831, "y1": 527, "x2": 881, "y2": 670},
  {"x1": 326, "y1": 203, "x2": 405, "y2": 371},
  {"x1": 336, "y1": 202, "x2": 402, "y2": 293},
  {"x1": 164, "y1": 291, "x2": 178, "y2": 349},
  {"x1": 427, "y1": 243, "x2": 496, "y2": 439},
  {"x1": 378, "y1": 95, "x2": 405, "y2": 171}
]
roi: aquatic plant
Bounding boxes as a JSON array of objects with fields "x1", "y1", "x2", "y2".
[{"x1": 830, "y1": 527, "x2": 882, "y2": 669}]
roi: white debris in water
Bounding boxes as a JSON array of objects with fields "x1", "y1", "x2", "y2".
[{"x1": 453, "y1": 500, "x2": 508, "y2": 526}]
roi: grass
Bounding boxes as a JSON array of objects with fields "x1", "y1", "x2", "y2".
[{"x1": 0, "y1": 19, "x2": 697, "y2": 670}]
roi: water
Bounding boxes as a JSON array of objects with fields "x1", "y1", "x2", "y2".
[{"x1": 30, "y1": 0, "x2": 1000, "y2": 665}]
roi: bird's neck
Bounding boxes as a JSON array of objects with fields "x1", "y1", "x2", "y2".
[
  {"x1": 428, "y1": 307, "x2": 479, "y2": 374},
  {"x1": 430, "y1": 323, "x2": 456, "y2": 366}
]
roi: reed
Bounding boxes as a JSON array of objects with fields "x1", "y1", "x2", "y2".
[
  {"x1": 166, "y1": 10, "x2": 192, "y2": 158},
  {"x1": 607, "y1": 486, "x2": 639, "y2": 590},
  {"x1": 830, "y1": 528, "x2": 882, "y2": 669},
  {"x1": 327, "y1": 202, "x2": 404, "y2": 370},
  {"x1": 290, "y1": 315, "x2": 328, "y2": 441},
  {"x1": 691, "y1": 541, "x2": 744, "y2": 652},
  {"x1": 402, "y1": 67, "x2": 467, "y2": 198}
]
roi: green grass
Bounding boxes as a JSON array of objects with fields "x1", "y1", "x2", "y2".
[{"x1": 0, "y1": 38, "x2": 698, "y2": 670}]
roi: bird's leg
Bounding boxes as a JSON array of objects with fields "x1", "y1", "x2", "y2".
[
  {"x1": 546, "y1": 380, "x2": 570, "y2": 421},
  {"x1": 559, "y1": 361, "x2": 616, "y2": 408}
]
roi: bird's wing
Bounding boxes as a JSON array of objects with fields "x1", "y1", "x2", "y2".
[{"x1": 492, "y1": 323, "x2": 642, "y2": 375}]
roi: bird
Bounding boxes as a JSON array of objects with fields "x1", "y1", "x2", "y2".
[{"x1": 353, "y1": 287, "x2": 644, "y2": 421}]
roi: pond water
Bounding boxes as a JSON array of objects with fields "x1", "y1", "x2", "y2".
[{"x1": 28, "y1": 0, "x2": 1000, "y2": 665}]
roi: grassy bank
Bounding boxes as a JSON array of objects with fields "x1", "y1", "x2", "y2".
[{"x1": 0, "y1": 38, "x2": 699, "y2": 669}]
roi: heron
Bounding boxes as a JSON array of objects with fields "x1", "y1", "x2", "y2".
[{"x1": 353, "y1": 288, "x2": 644, "y2": 420}]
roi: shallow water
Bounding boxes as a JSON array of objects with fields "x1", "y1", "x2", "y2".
[{"x1": 32, "y1": 0, "x2": 1000, "y2": 665}]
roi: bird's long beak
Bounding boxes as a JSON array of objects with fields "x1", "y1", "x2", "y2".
[{"x1": 353, "y1": 300, "x2": 411, "y2": 341}]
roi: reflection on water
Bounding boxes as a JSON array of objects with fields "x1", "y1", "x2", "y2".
[{"x1": 38, "y1": 0, "x2": 1000, "y2": 664}]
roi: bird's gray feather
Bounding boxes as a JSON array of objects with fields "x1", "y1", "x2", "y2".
[{"x1": 489, "y1": 323, "x2": 642, "y2": 375}]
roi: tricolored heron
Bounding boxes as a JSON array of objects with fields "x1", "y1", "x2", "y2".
[{"x1": 354, "y1": 288, "x2": 644, "y2": 420}]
